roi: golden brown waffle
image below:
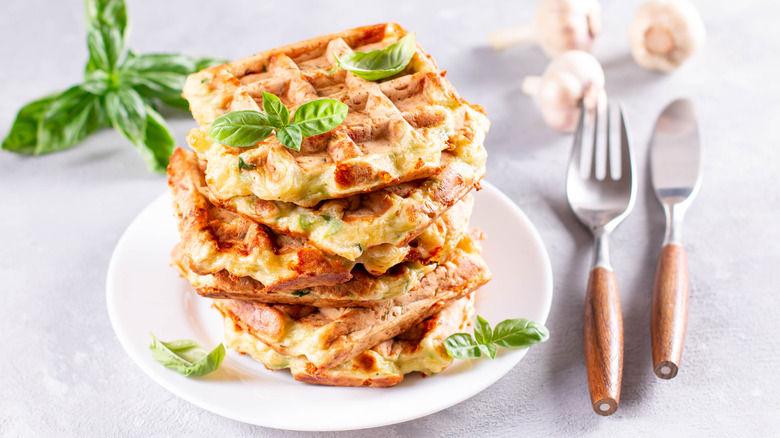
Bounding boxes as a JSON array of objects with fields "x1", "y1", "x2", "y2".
[
  {"x1": 223, "y1": 293, "x2": 475, "y2": 387},
  {"x1": 182, "y1": 23, "x2": 489, "y2": 207},
  {"x1": 196, "y1": 104, "x2": 487, "y2": 262},
  {"x1": 169, "y1": 148, "x2": 474, "y2": 293},
  {"x1": 213, "y1": 234, "x2": 490, "y2": 373},
  {"x1": 172, "y1": 246, "x2": 433, "y2": 307}
]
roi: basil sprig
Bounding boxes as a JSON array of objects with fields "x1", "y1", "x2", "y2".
[
  {"x1": 445, "y1": 316, "x2": 550, "y2": 360},
  {"x1": 208, "y1": 91, "x2": 348, "y2": 151},
  {"x1": 334, "y1": 33, "x2": 416, "y2": 81},
  {"x1": 149, "y1": 333, "x2": 225, "y2": 377},
  {"x1": 1, "y1": 0, "x2": 225, "y2": 172}
]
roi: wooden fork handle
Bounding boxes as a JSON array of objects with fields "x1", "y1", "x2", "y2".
[
  {"x1": 651, "y1": 243, "x2": 689, "y2": 379},
  {"x1": 584, "y1": 266, "x2": 623, "y2": 416}
]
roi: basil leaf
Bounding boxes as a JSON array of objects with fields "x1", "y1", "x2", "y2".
[
  {"x1": 479, "y1": 342, "x2": 498, "y2": 359},
  {"x1": 120, "y1": 54, "x2": 227, "y2": 110},
  {"x1": 291, "y1": 99, "x2": 348, "y2": 137},
  {"x1": 85, "y1": 0, "x2": 127, "y2": 72},
  {"x1": 194, "y1": 57, "x2": 226, "y2": 71},
  {"x1": 492, "y1": 318, "x2": 550, "y2": 349},
  {"x1": 131, "y1": 104, "x2": 176, "y2": 173},
  {"x1": 86, "y1": 27, "x2": 124, "y2": 72},
  {"x1": 86, "y1": 0, "x2": 127, "y2": 39},
  {"x1": 275, "y1": 124, "x2": 302, "y2": 151},
  {"x1": 103, "y1": 87, "x2": 147, "y2": 144},
  {"x1": 149, "y1": 333, "x2": 225, "y2": 377},
  {"x1": 83, "y1": 70, "x2": 111, "y2": 95},
  {"x1": 37, "y1": 85, "x2": 102, "y2": 154},
  {"x1": 474, "y1": 315, "x2": 493, "y2": 345},
  {"x1": 121, "y1": 53, "x2": 196, "y2": 74},
  {"x1": 159, "y1": 97, "x2": 190, "y2": 111},
  {"x1": 444, "y1": 333, "x2": 482, "y2": 360},
  {"x1": 262, "y1": 91, "x2": 289, "y2": 129},
  {"x1": 120, "y1": 69, "x2": 187, "y2": 100},
  {"x1": 334, "y1": 33, "x2": 416, "y2": 81},
  {"x1": 2, "y1": 94, "x2": 59, "y2": 154},
  {"x1": 208, "y1": 110, "x2": 275, "y2": 147}
]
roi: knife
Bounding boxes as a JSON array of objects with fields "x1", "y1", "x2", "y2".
[{"x1": 649, "y1": 98, "x2": 702, "y2": 379}]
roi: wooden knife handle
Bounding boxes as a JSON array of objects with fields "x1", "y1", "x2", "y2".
[
  {"x1": 651, "y1": 243, "x2": 689, "y2": 379},
  {"x1": 584, "y1": 266, "x2": 623, "y2": 416}
]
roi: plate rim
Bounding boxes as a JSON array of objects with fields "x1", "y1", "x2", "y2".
[{"x1": 106, "y1": 180, "x2": 553, "y2": 431}]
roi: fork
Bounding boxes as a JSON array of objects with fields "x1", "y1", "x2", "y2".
[{"x1": 566, "y1": 101, "x2": 636, "y2": 416}]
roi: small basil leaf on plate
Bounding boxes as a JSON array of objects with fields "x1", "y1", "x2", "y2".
[
  {"x1": 149, "y1": 333, "x2": 225, "y2": 377},
  {"x1": 491, "y1": 318, "x2": 550, "y2": 349},
  {"x1": 208, "y1": 110, "x2": 275, "y2": 147},
  {"x1": 276, "y1": 123, "x2": 303, "y2": 151},
  {"x1": 261, "y1": 91, "x2": 290, "y2": 129},
  {"x1": 479, "y1": 342, "x2": 498, "y2": 359},
  {"x1": 1, "y1": 93, "x2": 59, "y2": 154},
  {"x1": 103, "y1": 87, "x2": 147, "y2": 144},
  {"x1": 444, "y1": 333, "x2": 482, "y2": 360},
  {"x1": 37, "y1": 85, "x2": 102, "y2": 154},
  {"x1": 291, "y1": 99, "x2": 348, "y2": 137},
  {"x1": 474, "y1": 315, "x2": 493, "y2": 345},
  {"x1": 334, "y1": 33, "x2": 416, "y2": 81}
]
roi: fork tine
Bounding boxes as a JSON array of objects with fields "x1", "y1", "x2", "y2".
[
  {"x1": 570, "y1": 100, "x2": 587, "y2": 178},
  {"x1": 605, "y1": 102, "x2": 613, "y2": 180},
  {"x1": 589, "y1": 103, "x2": 599, "y2": 180},
  {"x1": 619, "y1": 105, "x2": 631, "y2": 180}
]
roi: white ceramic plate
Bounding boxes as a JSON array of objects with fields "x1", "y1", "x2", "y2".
[{"x1": 106, "y1": 181, "x2": 553, "y2": 431}]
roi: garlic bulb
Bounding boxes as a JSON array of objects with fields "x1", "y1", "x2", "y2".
[
  {"x1": 489, "y1": 0, "x2": 602, "y2": 57},
  {"x1": 628, "y1": 0, "x2": 706, "y2": 72},
  {"x1": 522, "y1": 50, "x2": 606, "y2": 133}
]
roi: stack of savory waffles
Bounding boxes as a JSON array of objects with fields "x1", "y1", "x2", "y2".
[{"x1": 168, "y1": 23, "x2": 491, "y2": 387}]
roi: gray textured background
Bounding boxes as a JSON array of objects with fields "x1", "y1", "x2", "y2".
[{"x1": 1, "y1": 0, "x2": 778, "y2": 436}]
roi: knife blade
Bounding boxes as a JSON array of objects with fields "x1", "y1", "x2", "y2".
[{"x1": 649, "y1": 98, "x2": 702, "y2": 379}]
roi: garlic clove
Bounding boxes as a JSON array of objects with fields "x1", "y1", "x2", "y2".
[
  {"x1": 629, "y1": 0, "x2": 706, "y2": 73},
  {"x1": 535, "y1": 0, "x2": 602, "y2": 57},
  {"x1": 522, "y1": 50, "x2": 606, "y2": 133}
]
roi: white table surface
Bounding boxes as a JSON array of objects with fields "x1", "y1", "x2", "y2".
[{"x1": 2, "y1": 0, "x2": 778, "y2": 436}]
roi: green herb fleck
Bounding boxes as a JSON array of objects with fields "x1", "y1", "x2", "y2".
[
  {"x1": 238, "y1": 156, "x2": 255, "y2": 170},
  {"x1": 291, "y1": 290, "x2": 311, "y2": 298},
  {"x1": 298, "y1": 215, "x2": 316, "y2": 231},
  {"x1": 324, "y1": 218, "x2": 343, "y2": 237}
]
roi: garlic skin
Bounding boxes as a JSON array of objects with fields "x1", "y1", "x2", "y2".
[
  {"x1": 522, "y1": 50, "x2": 606, "y2": 133},
  {"x1": 535, "y1": 0, "x2": 602, "y2": 57},
  {"x1": 488, "y1": 0, "x2": 601, "y2": 57},
  {"x1": 629, "y1": 0, "x2": 706, "y2": 73}
]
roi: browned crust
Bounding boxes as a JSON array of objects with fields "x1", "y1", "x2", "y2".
[
  {"x1": 293, "y1": 364, "x2": 404, "y2": 388},
  {"x1": 173, "y1": 245, "x2": 413, "y2": 308},
  {"x1": 213, "y1": 239, "x2": 490, "y2": 372},
  {"x1": 227, "y1": 293, "x2": 477, "y2": 387},
  {"x1": 168, "y1": 148, "x2": 355, "y2": 291}
]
